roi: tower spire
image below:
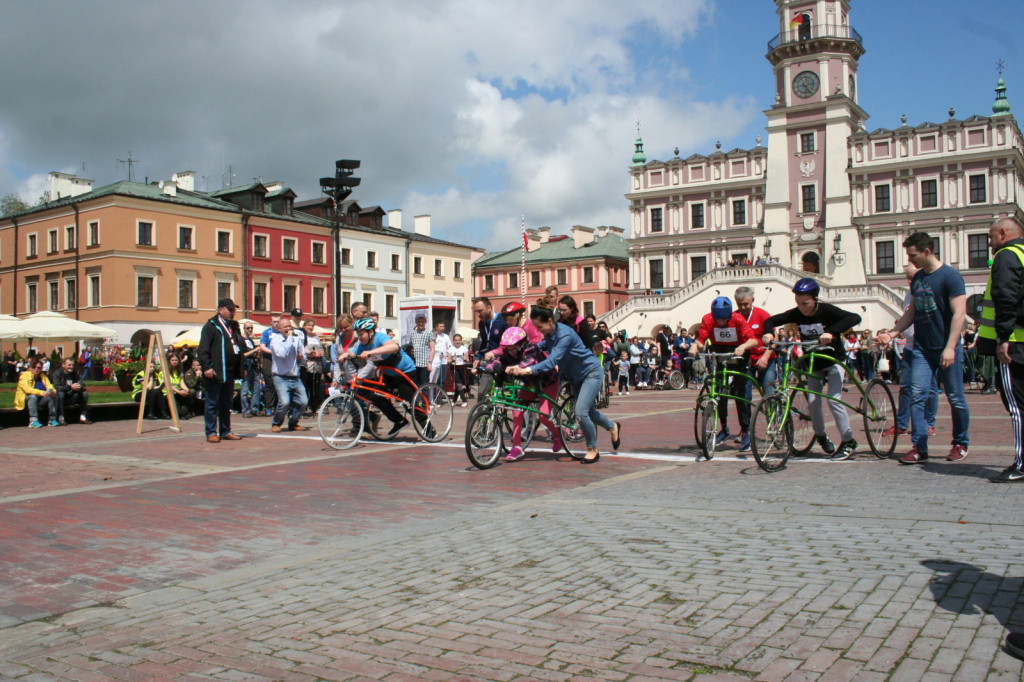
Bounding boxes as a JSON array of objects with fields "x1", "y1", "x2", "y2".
[
  {"x1": 992, "y1": 61, "x2": 1011, "y2": 117},
  {"x1": 631, "y1": 120, "x2": 646, "y2": 167}
]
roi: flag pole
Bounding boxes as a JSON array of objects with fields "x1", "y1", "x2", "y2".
[{"x1": 520, "y1": 215, "x2": 528, "y2": 305}]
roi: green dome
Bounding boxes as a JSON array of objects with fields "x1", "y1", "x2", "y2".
[
  {"x1": 631, "y1": 134, "x2": 646, "y2": 166},
  {"x1": 992, "y1": 76, "x2": 1011, "y2": 116}
]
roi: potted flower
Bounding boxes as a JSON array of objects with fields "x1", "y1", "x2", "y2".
[{"x1": 111, "y1": 346, "x2": 146, "y2": 392}]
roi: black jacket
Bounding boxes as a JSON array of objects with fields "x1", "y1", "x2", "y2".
[
  {"x1": 197, "y1": 315, "x2": 243, "y2": 382},
  {"x1": 52, "y1": 366, "x2": 86, "y2": 395},
  {"x1": 978, "y1": 237, "x2": 1024, "y2": 364}
]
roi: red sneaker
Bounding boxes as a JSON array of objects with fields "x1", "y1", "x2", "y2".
[
  {"x1": 946, "y1": 444, "x2": 968, "y2": 462},
  {"x1": 928, "y1": 426, "x2": 936, "y2": 436},
  {"x1": 899, "y1": 446, "x2": 928, "y2": 465},
  {"x1": 883, "y1": 426, "x2": 907, "y2": 437}
]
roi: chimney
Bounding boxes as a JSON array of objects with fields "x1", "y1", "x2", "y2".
[
  {"x1": 537, "y1": 226, "x2": 551, "y2": 243},
  {"x1": 526, "y1": 229, "x2": 541, "y2": 252},
  {"x1": 608, "y1": 226, "x2": 625, "y2": 237},
  {"x1": 171, "y1": 171, "x2": 195, "y2": 192},
  {"x1": 158, "y1": 180, "x2": 176, "y2": 197},
  {"x1": 597, "y1": 225, "x2": 609, "y2": 238},
  {"x1": 571, "y1": 225, "x2": 595, "y2": 249},
  {"x1": 387, "y1": 209, "x2": 402, "y2": 230},
  {"x1": 414, "y1": 214, "x2": 431, "y2": 236},
  {"x1": 48, "y1": 171, "x2": 93, "y2": 198}
]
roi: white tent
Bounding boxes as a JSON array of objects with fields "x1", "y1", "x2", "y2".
[{"x1": 0, "y1": 311, "x2": 116, "y2": 342}]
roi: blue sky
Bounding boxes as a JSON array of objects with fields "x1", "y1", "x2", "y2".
[{"x1": 0, "y1": 0, "x2": 1020, "y2": 252}]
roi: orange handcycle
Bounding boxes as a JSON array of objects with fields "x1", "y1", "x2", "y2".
[{"x1": 316, "y1": 367, "x2": 453, "y2": 450}]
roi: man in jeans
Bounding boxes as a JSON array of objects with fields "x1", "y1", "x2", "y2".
[
  {"x1": 258, "y1": 315, "x2": 281, "y2": 416},
  {"x1": 240, "y1": 321, "x2": 262, "y2": 417},
  {"x1": 403, "y1": 314, "x2": 433, "y2": 386},
  {"x1": 52, "y1": 357, "x2": 92, "y2": 425},
  {"x1": 882, "y1": 233, "x2": 970, "y2": 464},
  {"x1": 269, "y1": 317, "x2": 308, "y2": 433}
]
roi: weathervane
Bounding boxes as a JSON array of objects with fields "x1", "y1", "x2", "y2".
[
  {"x1": 117, "y1": 151, "x2": 139, "y2": 182},
  {"x1": 997, "y1": 59, "x2": 1005, "y2": 76}
]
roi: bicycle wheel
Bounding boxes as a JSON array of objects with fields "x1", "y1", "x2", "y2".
[
  {"x1": 553, "y1": 399, "x2": 586, "y2": 460},
  {"x1": 861, "y1": 379, "x2": 896, "y2": 459},
  {"x1": 751, "y1": 394, "x2": 793, "y2": 472},
  {"x1": 317, "y1": 392, "x2": 363, "y2": 450},
  {"x1": 465, "y1": 404, "x2": 503, "y2": 469},
  {"x1": 699, "y1": 398, "x2": 719, "y2": 461},
  {"x1": 788, "y1": 389, "x2": 815, "y2": 456},
  {"x1": 411, "y1": 382, "x2": 453, "y2": 442},
  {"x1": 514, "y1": 408, "x2": 539, "y2": 450},
  {"x1": 693, "y1": 386, "x2": 709, "y2": 450},
  {"x1": 668, "y1": 370, "x2": 685, "y2": 390}
]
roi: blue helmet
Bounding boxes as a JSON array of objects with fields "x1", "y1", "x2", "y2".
[
  {"x1": 353, "y1": 317, "x2": 376, "y2": 332},
  {"x1": 792, "y1": 277, "x2": 820, "y2": 297},
  {"x1": 711, "y1": 296, "x2": 733, "y2": 320}
]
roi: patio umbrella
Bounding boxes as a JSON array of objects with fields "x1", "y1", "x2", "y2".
[{"x1": 0, "y1": 311, "x2": 116, "y2": 342}]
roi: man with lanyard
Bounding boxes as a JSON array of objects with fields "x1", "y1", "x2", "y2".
[
  {"x1": 258, "y1": 315, "x2": 281, "y2": 416},
  {"x1": 240, "y1": 321, "x2": 262, "y2": 417},
  {"x1": 881, "y1": 232, "x2": 970, "y2": 465},
  {"x1": 977, "y1": 217, "x2": 1024, "y2": 483},
  {"x1": 690, "y1": 296, "x2": 757, "y2": 451},
  {"x1": 197, "y1": 298, "x2": 244, "y2": 443},
  {"x1": 269, "y1": 317, "x2": 308, "y2": 433},
  {"x1": 470, "y1": 297, "x2": 507, "y2": 404},
  {"x1": 763, "y1": 279, "x2": 861, "y2": 460},
  {"x1": 339, "y1": 317, "x2": 420, "y2": 438}
]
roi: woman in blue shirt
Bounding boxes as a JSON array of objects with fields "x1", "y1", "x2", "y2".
[{"x1": 509, "y1": 307, "x2": 621, "y2": 463}]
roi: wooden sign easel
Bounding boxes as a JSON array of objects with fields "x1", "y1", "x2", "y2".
[{"x1": 135, "y1": 331, "x2": 181, "y2": 434}]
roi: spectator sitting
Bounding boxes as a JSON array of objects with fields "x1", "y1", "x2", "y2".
[
  {"x1": 183, "y1": 359, "x2": 205, "y2": 417},
  {"x1": 165, "y1": 352, "x2": 192, "y2": 419},
  {"x1": 133, "y1": 366, "x2": 170, "y2": 420},
  {"x1": 52, "y1": 357, "x2": 92, "y2": 425},
  {"x1": 15, "y1": 358, "x2": 58, "y2": 427}
]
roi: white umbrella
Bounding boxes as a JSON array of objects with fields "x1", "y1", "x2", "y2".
[{"x1": 1, "y1": 311, "x2": 116, "y2": 342}]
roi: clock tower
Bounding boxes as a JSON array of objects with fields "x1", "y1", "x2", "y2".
[{"x1": 761, "y1": 0, "x2": 869, "y2": 284}]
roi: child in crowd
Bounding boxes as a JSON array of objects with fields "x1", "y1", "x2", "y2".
[{"x1": 617, "y1": 351, "x2": 631, "y2": 396}]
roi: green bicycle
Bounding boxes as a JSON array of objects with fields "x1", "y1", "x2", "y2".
[
  {"x1": 693, "y1": 351, "x2": 763, "y2": 461},
  {"x1": 750, "y1": 342, "x2": 897, "y2": 472}
]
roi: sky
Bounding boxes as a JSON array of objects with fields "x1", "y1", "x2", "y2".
[{"x1": 0, "y1": 0, "x2": 1020, "y2": 253}]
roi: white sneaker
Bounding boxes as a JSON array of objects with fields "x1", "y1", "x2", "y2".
[
  {"x1": 626, "y1": 391, "x2": 630, "y2": 395},
  {"x1": 617, "y1": 392, "x2": 622, "y2": 396}
]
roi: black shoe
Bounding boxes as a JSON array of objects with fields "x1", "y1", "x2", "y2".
[
  {"x1": 990, "y1": 465, "x2": 1024, "y2": 483},
  {"x1": 815, "y1": 434, "x2": 836, "y2": 455},
  {"x1": 387, "y1": 418, "x2": 409, "y2": 437},
  {"x1": 831, "y1": 439, "x2": 857, "y2": 461},
  {"x1": 1006, "y1": 632, "x2": 1024, "y2": 660}
]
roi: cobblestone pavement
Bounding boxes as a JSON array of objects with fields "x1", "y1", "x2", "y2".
[{"x1": 1, "y1": 387, "x2": 1022, "y2": 680}]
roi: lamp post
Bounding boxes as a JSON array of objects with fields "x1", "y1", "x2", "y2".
[
  {"x1": 831, "y1": 232, "x2": 846, "y2": 267},
  {"x1": 320, "y1": 160, "x2": 361, "y2": 319}
]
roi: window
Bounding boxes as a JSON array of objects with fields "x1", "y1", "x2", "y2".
[
  {"x1": 413, "y1": 256, "x2": 423, "y2": 275},
  {"x1": 732, "y1": 199, "x2": 746, "y2": 225},
  {"x1": 311, "y1": 242, "x2": 325, "y2": 264},
  {"x1": 254, "y1": 282, "x2": 268, "y2": 311},
  {"x1": 583, "y1": 266, "x2": 594, "y2": 284},
  {"x1": 137, "y1": 276, "x2": 155, "y2": 307},
  {"x1": 366, "y1": 251, "x2": 377, "y2": 268},
  {"x1": 583, "y1": 301, "x2": 595, "y2": 318},
  {"x1": 691, "y1": 204, "x2": 705, "y2": 229},
  {"x1": 650, "y1": 207, "x2": 663, "y2": 233},
  {"x1": 88, "y1": 275, "x2": 100, "y2": 307},
  {"x1": 483, "y1": 274, "x2": 494, "y2": 291},
  {"x1": 391, "y1": 254, "x2": 401, "y2": 270},
  {"x1": 921, "y1": 179, "x2": 938, "y2": 208},
  {"x1": 530, "y1": 271, "x2": 541, "y2": 287},
  {"x1": 508, "y1": 272, "x2": 518, "y2": 289},
  {"x1": 649, "y1": 259, "x2": 664, "y2": 289},
  {"x1": 968, "y1": 233, "x2": 989, "y2": 268},
  {"x1": 341, "y1": 248, "x2": 351, "y2": 265},
  {"x1": 801, "y1": 185, "x2": 816, "y2": 213},
  {"x1": 342, "y1": 291, "x2": 352, "y2": 312},
  {"x1": 282, "y1": 238, "x2": 297, "y2": 261},
  {"x1": 875, "y1": 185, "x2": 891, "y2": 212},
  {"x1": 178, "y1": 279, "x2": 195, "y2": 309},
  {"x1": 454, "y1": 261, "x2": 462, "y2": 279},
  {"x1": 386, "y1": 294, "x2": 396, "y2": 318},
  {"x1": 253, "y1": 235, "x2": 268, "y2": 258},
  {"x1": 178, "y1": 226, "x2": 194, "y2": 250},
  {"x1": 434, "y1": 259, "x2": 443, "y2": 277},
  {"x1": 216, "y1": 230, "x2": 232, "y2": 254},
  {"x1": 26, "y1": 282, "x2": 37, "y2": 313},
  {"x1": 65, "y1": 279, "x2": 76, "y2": 310},
  {"x1": 557, "y1": 269, "x2": 568, "y2": 286},
  {"x1": 137, "y1": 221, "x2": 154, "y2": 246},
  {"x1": 27, "y1": 233, "x2": 37, "y2": 257},
  {"x1": 969, "y1": 175, "x2": 987, "y2": 204},
  {"x1": 930, "y1": 235, "x2": 941, "y2": 261},
  {"x1": 217, "y1": 281, "x2": 232, "y2": 302},
  {"x1": 48, "y1": 280, "x2": 59, "y2": 310},
  {"x1": 362, "y1": 292, "x2": 372, "y2": 308},
  {"x1": 312, "y1": 287, "x2": 325, "y2": 315},
  {"x1": 48, "y1": 229, "x2": 58, "y2": 254},
  {"x1": 283, "y1": 284, "x2": 297, "y2": 312},
  {"x1": 800, "y1": 132, "x2": 815, "y2": 153},
  {"x1": 876, "y1": 241, "x2": 895, "y2": 274},
  {"x1": 87, "y1": 221, "x2": 100, "y2": 246},
  {"x1": 65, "y1": 226, "x2": 75, "y2": 251},
  {"x1": 691, "y1": 256, "x2": 707, "y2": 280}
]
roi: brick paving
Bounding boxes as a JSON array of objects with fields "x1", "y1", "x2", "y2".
[{"x1": 0, "y1": 388, "x2": 1022, "y2": 680}]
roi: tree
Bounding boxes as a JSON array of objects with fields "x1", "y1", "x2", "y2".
[{"x1": 1, "y1": 192, "x2": 29, "y2": 216}]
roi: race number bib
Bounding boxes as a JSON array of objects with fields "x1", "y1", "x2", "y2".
[
  {"x1": 713, "y1": 327, "x2": 738, "y2": 343},
  {"x1": 799, "y1": 323, "x2": 825, "y2": 340}
]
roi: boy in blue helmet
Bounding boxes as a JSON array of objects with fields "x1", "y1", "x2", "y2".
[
  {"x1": 762, "y1": 278, "x2": 862, "y2": 460},
  {"x1": 691, "y1": 296, "x2": 758, "y2": 449}
]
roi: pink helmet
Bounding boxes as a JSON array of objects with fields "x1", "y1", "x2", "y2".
[{"x1": 499, "y1": 327, "x2": 528, "y2": 347}]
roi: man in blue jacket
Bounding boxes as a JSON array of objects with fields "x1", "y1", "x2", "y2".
[{"x1": 197, "y1": 298, "x2": 243, "y2": 443}]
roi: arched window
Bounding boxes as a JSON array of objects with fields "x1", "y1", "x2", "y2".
[{"x1": 798, "y1": 13, "x2": 812, "y2": 41}]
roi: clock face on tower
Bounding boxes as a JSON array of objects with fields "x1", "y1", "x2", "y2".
[{"x1": 793, "y1": 71, "x2": 820, "y2": 99}]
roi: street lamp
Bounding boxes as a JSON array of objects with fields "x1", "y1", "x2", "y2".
[
  {"x1": 831, "y1": 232, "x2": 846, "y2": 267},
  {"x1": 320, "y1": 159, "x2": 361, "y2": 319}
]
